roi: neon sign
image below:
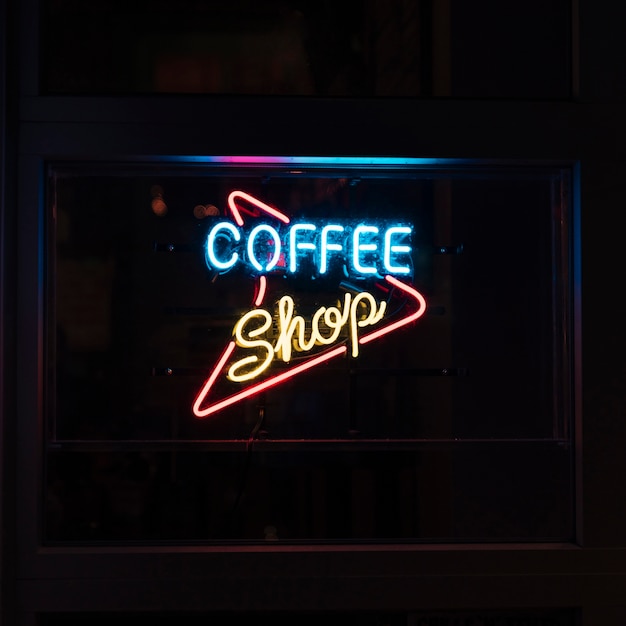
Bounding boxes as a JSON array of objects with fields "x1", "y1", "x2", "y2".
[
  {"x1": 207, "y1": 220, "x2": 412, "y2": 276},
  {"x1": 192, "y1": 190, "x2": 427, "y2": 418},
  {"x1": 205, "y1": 191, "x2": 413, "y2": 279}
]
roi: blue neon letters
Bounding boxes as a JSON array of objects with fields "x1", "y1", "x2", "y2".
[{"x1": 206, "y1": 220, "x2": 413, "y2": 278}]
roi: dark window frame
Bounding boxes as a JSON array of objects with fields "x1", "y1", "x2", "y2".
[{"x1": 8, "y1": 0, "x2": 626, "y2": 624}]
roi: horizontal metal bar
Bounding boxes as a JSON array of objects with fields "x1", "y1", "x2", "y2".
[
  {"x1": 154, "y1": 242, "x2": 465, "y2": 255},
  {"x1": 151, "y1": 366, "x2": 468, "y2": 377},
  {"x1": 159, "y1": 306, "x2": 447, "y2": 316},
  {"x1": 434, "y1": 244, "x2": 464, "y2": 254},
  {"x1": 153, "y1": 242, "x2": 193, "y2": 253},
  {"x1": 47, "y1": 438, "x2": 571, "y2": 453}
]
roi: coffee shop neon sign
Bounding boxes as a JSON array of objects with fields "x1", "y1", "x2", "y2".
[{"x1": 192, "y1": 190, "x2": 427, "y2": 418}]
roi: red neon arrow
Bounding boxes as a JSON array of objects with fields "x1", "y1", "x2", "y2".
[
  {"x1": 192, "y1": 191, "x2": 427, "y2": 419},
  {"x1": 228, "y1": 190, "x2": 290, "y2": 226},
  {"x1": 192, "y1": 274, "x2": 426, "y2": 418}
]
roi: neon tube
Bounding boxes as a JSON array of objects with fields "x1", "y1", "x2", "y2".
[
  {"x1": 359, "y1": 275, "x2": 427, "y2": 345},
  {"x1": 254, "y1": 275, "x2": 267, "y2": 306},
  {"x1": 193, "y1": 345, "x2": 347, "y2": 418},
  {"x1": 228, "y1": 190, "x2": 290, "y2": 227}
]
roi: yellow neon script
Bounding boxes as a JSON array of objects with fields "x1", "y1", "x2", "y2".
[{"x1": 228, "y1": 292, "x2": 387, "y2": 382}]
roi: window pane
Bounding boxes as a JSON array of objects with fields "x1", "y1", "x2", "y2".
[
  {"x1": 41, "y1": 0, "x2": 572, "y2": 98},
  {"x1": 46, "y1": 158, "x2": 574, "y2": 543},
  {"x1": 46, "y1": 444, "x2": 572, "y2": 542},
  {"x1": 449, "y1": 0, "x2": 573, "y2": 99},
  {"x1": 51, "y1": 163, "x2": 570, "y2": 442}
]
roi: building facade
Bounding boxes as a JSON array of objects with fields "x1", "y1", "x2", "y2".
[{"x1": 2, "y1": 1, "x2": 626, "y2": 624}]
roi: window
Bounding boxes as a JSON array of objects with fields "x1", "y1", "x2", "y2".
[
  {"x1": 41, "y1": 0, "x2": 572, "y2": 99},
  {"x1": 46, "y1": 157, "x2": 575, "y2": 544}
]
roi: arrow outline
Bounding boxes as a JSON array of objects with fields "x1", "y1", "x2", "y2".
[{"x1": 192, "y1": 192, "x2": 427, "y2": 419}]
